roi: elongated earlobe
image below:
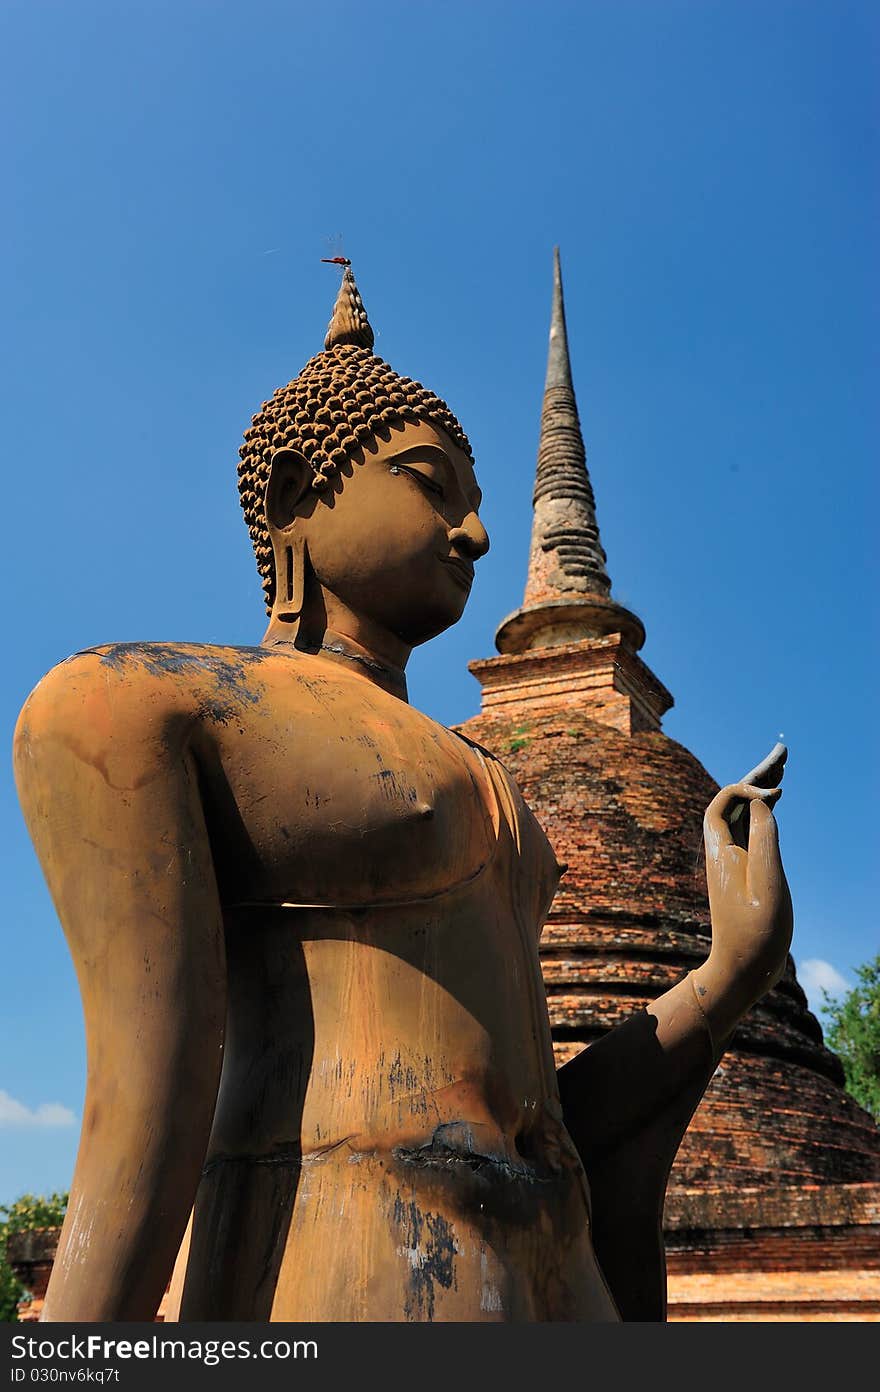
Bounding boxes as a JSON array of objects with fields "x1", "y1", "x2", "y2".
[
  {"x1": 272, "y1": 535, "x2": 306, "y2": 626},
  {"x1": 265, "y1": 448, "x2": 314, "y2": 635}
]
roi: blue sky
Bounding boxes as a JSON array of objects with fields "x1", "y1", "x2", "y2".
[{"x1": 1, "y1": 0, "x2": 877, "y2": 1203}]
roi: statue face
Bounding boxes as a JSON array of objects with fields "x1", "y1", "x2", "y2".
[{"x1": 300, "y1": 418, "x2": 489, "y2": 646}]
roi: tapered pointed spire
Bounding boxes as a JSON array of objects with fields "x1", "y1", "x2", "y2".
[
  {"x1": 527, "y1": 246, "x2": 611, "y2": 604},
  {"x1": 495, "y1": 248, "x2": 644, "y2": 655},
  {"x1": 543, "y1": 244, "x2": 576, "y2": 393},
  {"x1": 324, "y1": 264, "x2": 374, "y2": 351}
]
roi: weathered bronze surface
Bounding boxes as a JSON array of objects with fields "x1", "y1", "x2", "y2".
[{"x1": 13, "y1": 267, "x2": 793, "y2": 1322}]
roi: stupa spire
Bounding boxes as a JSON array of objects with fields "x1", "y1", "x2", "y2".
[
  {"x1": 543, "y1": 244, "x2": 576, "y2": 393},
  {"x1": 495, "y1": 247, "x2": 644, "y2": 656},
  {"x1": 528, "y1": 246, "x2": 611, "y2": 601}
]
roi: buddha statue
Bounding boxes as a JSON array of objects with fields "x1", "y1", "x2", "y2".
[{"x1": 13, "y1": 265, "x2": 792, "y2": 1323}]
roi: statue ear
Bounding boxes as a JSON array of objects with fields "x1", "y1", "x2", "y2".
[{"x1": 265, "y1": 448, "x2": 314, "y2": 533}]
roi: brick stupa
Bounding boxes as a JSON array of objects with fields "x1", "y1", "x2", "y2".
[{"x1": 457, "y1": 249, "x2": 880, "y2": 1320}]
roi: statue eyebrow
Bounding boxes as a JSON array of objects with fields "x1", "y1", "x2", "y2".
[
  {"x1": 389, "y1": 444, "x2": 483, "y2": 509},
  {"x1": 389, "y1": 445, "x2": 452, "y2": 469}
]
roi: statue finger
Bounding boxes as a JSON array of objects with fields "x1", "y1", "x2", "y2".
[
  {"x1": 745, "y1": 796, "x2": 785, "y2": 905},
  {"x1": 704, "y1": 783, "x2": 771, "y2": 854},
  {"x1": 739, "y1": 743, "x2": 788, "y2": 792}
]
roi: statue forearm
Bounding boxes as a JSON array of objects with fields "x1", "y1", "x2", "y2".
[
  {"x1": 45, "y1": 1002, "x2": 223, "y2": 1321},
  {"x1": 556, "y1": 975, "x2": 717, "y2": 1321},
  {"x1": 557, "y1": 973, "x2": 718, "y2": 1166}
]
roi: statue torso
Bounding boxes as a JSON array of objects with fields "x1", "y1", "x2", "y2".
[{"x1": 78, "y1": 642, "x2": 619, "y2": 1322}]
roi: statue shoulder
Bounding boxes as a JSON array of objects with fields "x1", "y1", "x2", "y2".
[{"x1": 15, "y1": 641, "x2": 271, "y2": 754}]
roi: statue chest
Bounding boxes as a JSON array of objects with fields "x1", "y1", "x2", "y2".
[{"x1": 201, "y1": 675, "x2": 511, "y2": 909}]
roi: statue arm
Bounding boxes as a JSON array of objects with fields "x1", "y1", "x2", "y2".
[
  {"x1": 13, "y1": 654, "x2": 226, "y2": 1321},
  {"x1": 556, "y1": 781, "x2": 793, "y2": 1320}
]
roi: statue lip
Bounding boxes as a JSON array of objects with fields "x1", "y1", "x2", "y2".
[{"x1": 440, "y1": 556, "x2": 475, "y2": 588}]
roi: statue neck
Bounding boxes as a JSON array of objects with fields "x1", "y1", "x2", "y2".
[{"x1": 262, "y1": 613, "x2": 410, "y2": 703}]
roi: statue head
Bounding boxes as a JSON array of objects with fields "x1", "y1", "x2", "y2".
[{"x1": 238, "y1": 267, "x2": 488, "y2": 655}]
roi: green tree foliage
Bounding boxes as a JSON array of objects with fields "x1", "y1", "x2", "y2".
[
  {"x1": 823, "y1": 954, "x2": 880, "y2": 1122},
  {"x1": 0, "y1": 1192, "x2": 68, "y2": 1322}
]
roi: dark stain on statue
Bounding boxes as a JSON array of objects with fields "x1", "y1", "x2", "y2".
[
  {"x1": 372, "y1": 768, "x2": 420, "y2": 805},
  {"x1": 392, "y1": 1194, "x2": 456, "y2": 1321},
  {"x1": 387, "y1": 1051, "x2": 423, "y2": 1101},
  {"x1": 87, "y1": 643, "x2": 272, "y2": 712}
]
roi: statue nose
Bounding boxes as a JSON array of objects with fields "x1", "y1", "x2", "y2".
[{"x1": 448, "y1": 513, "x2": 490, "y2": 561}]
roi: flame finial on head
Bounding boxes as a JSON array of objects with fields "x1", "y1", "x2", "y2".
[{"x1": 324, "y1": 264, "x2": 375, "y2": 351}]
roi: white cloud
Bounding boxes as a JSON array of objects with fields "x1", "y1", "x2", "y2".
[
  {"x1": 798, "y1": 958, "x2": 850, "y2": 1011},
  {"x1": 0, "y1": 1090, "x2": 76, "y2": 1129}
]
